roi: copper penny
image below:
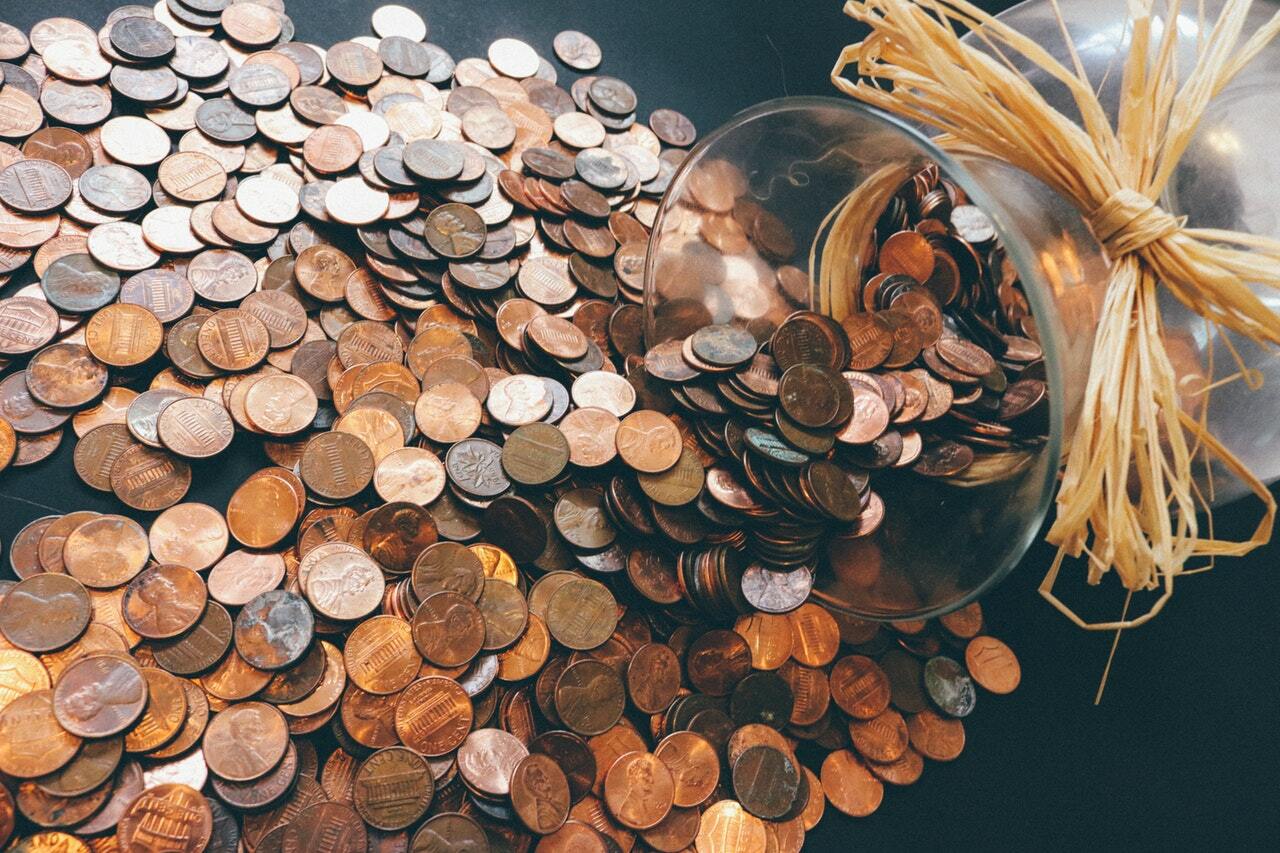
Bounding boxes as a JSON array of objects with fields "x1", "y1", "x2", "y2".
[
  {"x1": 0, "y1": 690, "x2": 81, "y2": 778},
  {"x1": 51, "y1": 653, "x2": 146, "y2": 738},
  {"x1": 964, "y1": 636, "x2": 1021, "y2": 694},
  {"x1": 116, "y1": 784, "x2": 212, "y2": 852},
  {"x1": 830, "y1": 654, "x2": 891, "y2": 720},
  {"x1": 83, "y1": 304, "x2": 163, "y2": 367},
  {"x1": 203, "y1": 701, "x2": 289, "y2": 782},
  {"x1": 510, "y1": 752, "x2": 571, "y2": 835},
  {"x1": 110, "y1": 444, "x2": 192, "y2": 511},
  {"x1": 411, "y1": 591, "x2": 485, "y2": 668},
  {"x1": 820, "y1": 750, "x2": 884, "y2": 817},
  {"x1": 654, "y1": 731, "x2": 720, "y2": 808},
  {"x1": 353, "y1": 746, "x2": 434, "y2": 831},
  {"x1": 457, "y1": 727, "x2": 527, "y2": 797},
  {"x1": 157, "y1": 396, "x2": 235, "y2": 458},
  {"x1": 393, "y1": 676, "x2": 472, "y2": 756},
  {"x1": 0, "y1": 574, "x2": 91, "y2": 653},
  {"x1": 346, "y1": 615, "x2": 421, "y2": 695},
  {"x1": 24, "y1": 343, "x2": 107, "y2": 408},
  {"x1": 198, "y1": 309, "x2": 271, "y2": 371}
]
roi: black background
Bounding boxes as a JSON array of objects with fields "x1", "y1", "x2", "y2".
[{"x1": 1, "y1": 1, "x2": 1277, "y2": 849}]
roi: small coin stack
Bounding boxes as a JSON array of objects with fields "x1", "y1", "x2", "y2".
[{"x1": 0, "y1": 3, "x2": 1024, "y2": 852}]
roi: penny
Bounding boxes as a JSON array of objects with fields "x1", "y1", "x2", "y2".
[
  {"x1": 116, "y1": 784, "x2": 212, "y2": 852},
  {"x1": 62, "y1": 514, "x2": 150, "y2": 589},
  {"x1": 85, "y1": 303, "x2": 163, "y2": 367},
  {"x1": 207, "y1": 549, "x2": 286, "y2": 608},
  {"x1": 121, "y1": 563, "x2": 206, "y2": 641},
  {"x1": 686, "y1": 629, "x2": 753, "y2": 696},
  {"x1": 614, "y1": 410, "x2": 681, "y2": 473},
  {"x1": 554, "y1": 659, "x2": 624, "y2": 736},
  {"x1": 0, "y1": 159, "x2": 71, "y2": 214},
  {"x1": 553, "y1": 30, "x2": 602, "y2": 71},
  {"x1": 235, "y1": 590, "x2": 315, "y2": 671},
  {"x1": 203, "y1": 701, "x2": 289, "y2": 782},
  {"x1": 829, "y1": 655, "x2": 891, "y2": 720},
  {"x1": 51, "y1": 654, "x2": 146, "y2": 737},
  {"x1": 923, "y1": 655, "x2": 977, "y2": 717},
  {"x1": 964, "y1": 636, "x2": 1021, "y2": 694},
  {"x1": 819, "y1": 750, "x2": 883, "y2": 818},
  {"x1": 156, "y1": 396, "x2": 235, "y2": 458},
  {"x1": 0, "y1": 690, "x2": 81, "y2": 778},
  {"x1": 0, "y1": 574, "x2": 91, "y2": 653},
  {"x1": 301, "y1": 430, "x2": 375, "y2": 500},
  {"x1": 353, "y1": 746, "x2": 434, "y2": 831},
  {"x1": 347, "y1": 615, "x2": 420, "y2": 695},
  {"x1": 24, "y1": 343, "x2": 107, "y2": 408},
  {"x1": 424, "y1": 203, "x2": 486, "y2": 259},
  {"x1": 651, "y1": 731, "x2": 718, "y2": 809},
  {"x1": 394, "y1": 676, "x2": 472, "y2": 756},
  {"x1": 697, "y1": 800, "x2": 767, "y2": 853},
  {"x1": 649, "y1": 108, "x2": 697, "y2": 147},
  {"x1": 304, "y1": 124, "x2": 363, "y2": 174},
  {"x1": 110, "y1": 443, "x2": 192, "y2": 510},
  {"x1": 210, "y1": 739, "x2": 298, "y2": 811},
  {"x1": 304, "y1": 545, "x2": 384, "y2": 621},
  {"x1": 412, "y1": 541, "x2": 484, "y2": 603},
  {"x1": 906, "y1": 708, "x2": 965, "y2": 761},
  {"x1": 458, "y1": 727, "x2": 527, "y2": 797},
  {"x1": 850, "y1": 708, "x2": 910, "y2": 764},
  {"x1": 411, "y1": 591, "x2": 485, "y2": 668},
  {"x1": 546, "y1": 576, "x2": 617, "y2": 649}
]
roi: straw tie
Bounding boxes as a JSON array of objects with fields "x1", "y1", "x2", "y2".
[{"x1": 1088, "y1": 188, "x2": 1184, "y2": 258}]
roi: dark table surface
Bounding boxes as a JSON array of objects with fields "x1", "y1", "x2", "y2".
[{"x1": 1, "y1": 1, "x2": 1276, "y2": 849}]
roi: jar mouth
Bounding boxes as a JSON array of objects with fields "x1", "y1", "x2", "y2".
[{"x1": 645, "y1": 95, "x2": 1067, "y2": 620}]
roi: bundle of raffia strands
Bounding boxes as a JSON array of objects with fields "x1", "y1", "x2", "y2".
[{"x1": 831, "y1": 0, "x2": 1280, "y2": 629}]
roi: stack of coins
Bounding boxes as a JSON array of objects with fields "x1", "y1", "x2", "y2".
[{"x1": 0, "y1": 3, "x2": 1025, "y2": 851}]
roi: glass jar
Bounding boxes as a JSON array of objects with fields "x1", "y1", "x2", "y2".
[{"x1": 644, "y1": 95, "x2": 1111, "y2": 621}]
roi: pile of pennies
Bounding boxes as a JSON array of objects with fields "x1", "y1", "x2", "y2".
[{"x1": 0, "y1": 2, "x2": 1026, "y2": 851}]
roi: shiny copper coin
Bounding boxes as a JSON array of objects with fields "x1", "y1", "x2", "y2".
[
  {"x1": 820, "y1": 750, "x2": 883, "y2": 817},
  {"x1": 157, "y1": 396, "x2": 235, "y2": 458},
  {"x1": 411, "y1": 591, "x2": 485, "y2": 668},
  {"x1": 84, "y1": 304, "x2": 163, "y2": 367},
  {"x1": 964, "y1": 635, "x2": 1021, "y2": 694},
  {"x1": 394, "y1": 676, "x2": 472, "y2": 756},
  {"x1": 198, "y1": 309, "x2": 271, "y2": 371},
  {"x1": 458, "y1": 727, "x2": 527, "y2": 797},
  {"x1": 113, "y1": 783, "x2": 211, "y2": 853},
  {"x1": 654, "y1": 731, "x2": 720, "y2": 808},
  {"x1": 696, "y1": 800, "x2": 767, "y2": 853}
]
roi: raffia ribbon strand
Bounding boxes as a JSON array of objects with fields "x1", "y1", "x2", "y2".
[
  {"x1": 831, "y1": 0, "x2": 1280, "y2": 629},
  {"x1": 1089, "y1": 189, "x2": 1184, "y2": 257}
]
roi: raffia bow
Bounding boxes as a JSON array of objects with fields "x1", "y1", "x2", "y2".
[{"x1": 831, "y1": 0, "x2": 1280, "y2": 628}]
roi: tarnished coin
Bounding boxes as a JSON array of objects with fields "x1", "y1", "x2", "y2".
[
  {"x1": 922, "y1": 655, "x2": 977, "y2": 717},
  {"x1": 553, "y1": 31, "x2": 602, "y2": 71},
  {"x1": 235, "y1": 590, "x2": 315, "y2": 671}
]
